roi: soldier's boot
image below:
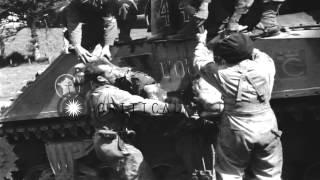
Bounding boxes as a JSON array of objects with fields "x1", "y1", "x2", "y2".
[
  {"x1": 226, "y1": 0, "x2": 252, "y2": 32},
  {"x1": 246, "y1": 2, "x2": 282, "y2": 38}
]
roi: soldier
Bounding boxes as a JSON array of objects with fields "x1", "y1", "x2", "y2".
[
  {"x1": 63, "y1": 0, "x2": 137, "y2": 63},
  {"x1": 148, "y1": 0, "x2": 211, "y2": 40},
  {"x1": 74, "y1": 60, "x2": 191, "y2": 179},
  {"x1": 117, "y1": 0, "x2": 138, "y2": 42},
  {"x1": 226, "y1": 0, "x2": 285, "y2": 38},
  {"x1": 193, "y1": 31, "x2": 283, "y2": 179},
  {"x1": 167, "y1": 0, "x2": 211, "y2": 39}
]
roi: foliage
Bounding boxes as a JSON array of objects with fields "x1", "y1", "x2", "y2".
[
  {"x1": 0, "y1": 0, "x2": 67, "y2": 60},
  {"x1": 0, "y1": 0, "x2": 63, "y2": 24}
]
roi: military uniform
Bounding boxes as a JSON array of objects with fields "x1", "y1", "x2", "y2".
[
  {"x1": 167, "y1": 0, "x2": 211, "y2": 39},
  {"x1": 64, "y1": 0, "x2": 137, "y2": 51},
  {"x1": 227, "y1": 0, "x2": 285, "y2": 37},
  {"x1": 193, "y1": 32, "x2": 283, "y2": 180},
  {"x1": 88, "y1": 84, "x2": 188, "y2": 180},
  {"x1": 64, "y1": 0, "x2": 118, "y2": 50},
  {"x1": 116, "y1": 0, "x2": 138, "y2": 42}
]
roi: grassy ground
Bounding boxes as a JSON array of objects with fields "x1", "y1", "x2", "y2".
[
  {"x1": 2, "y1": 28, "x2": 64, "y2": 63},
  {"x1": 0, "y1": 63, "x2": 49, "y2": 108}
]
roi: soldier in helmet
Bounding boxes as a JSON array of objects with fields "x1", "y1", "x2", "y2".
[
  {"x1": 63, "y1": 0, "x2": 138, "y2": 63},
  {"x1": 74, "y1": 59, "x2": 191, "y2": 179}
]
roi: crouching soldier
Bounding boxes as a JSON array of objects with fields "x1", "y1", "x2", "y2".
[
  {"x1": 74, "y1": 60, "x2": 191, "y2": 180},
  {"x1": 193, "y1": 31, "x2": 283, "y2": 179},
  {"x1": 226, "y1": 0, "x2": 285, "y2": 38}
]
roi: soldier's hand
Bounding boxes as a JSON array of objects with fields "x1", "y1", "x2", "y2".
[
  {"x1": 119, "y1": 3, "x2": 130, "y2": 20},
  {"x1": 194, "y1": 2, "x2": 209, "y2": 20},
  {"x1": 181, "y1": 104, "x2": 197, "y2": 118},
  {"x1": 196, "y1": 30, "x2": 207, "y2": 44},
  {"x1": 75, "y1": 45, "x2": 92, "y2": 63}
]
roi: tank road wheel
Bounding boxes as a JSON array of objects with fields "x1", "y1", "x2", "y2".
[
  {"x1": 23, "y1": 164, "x2": 54, "y2": 180},
  {"x1": 0, "y1": 137, "x2": 18, "y2": 180}
]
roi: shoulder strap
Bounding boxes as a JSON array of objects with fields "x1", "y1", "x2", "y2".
[
  {"x1": 245, "y1": 74, "x2": 266, "y2": 103},
  {"x1": 236, "y1": 65, "x2": 267, "y2": 103},
  {"x1": 235, "y1": 66, "x2": 247, "y2": 102}
]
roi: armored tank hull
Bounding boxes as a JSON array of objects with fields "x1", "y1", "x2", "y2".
[
  {"x1": 1, "y1": 28, "x2": 320, "y2": 180},
  {"x1": 1, "y1": 1, "x2": 320, "y2": 178}
]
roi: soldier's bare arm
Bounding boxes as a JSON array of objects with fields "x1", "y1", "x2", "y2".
[
  {"x1": 192, "y1": 31, "x2": 224, "y2": 113},
  {"x1": 194, "y1": 0, "x2": 211, "y2": 20},
  {"x1": 101, "y1": 17, "x2": 118, "y2": 60},
  {"x1": 107, "y1": 88, "x2": 188, "y2": 116},
  {"x1": 193, "y1": 31, "x2": 220, "y2": 79}
]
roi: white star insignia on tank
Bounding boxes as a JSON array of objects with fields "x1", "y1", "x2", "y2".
[{"x1": 65, "y1": 99, "x2": 82, "y2": 117}]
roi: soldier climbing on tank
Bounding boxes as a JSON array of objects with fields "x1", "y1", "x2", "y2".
[
  {"x1": 193, "y1": 30, "x2": 283, "y2": 179},
  {"x1": 62, "y1": 0, "x2": 138, "y2": 63},
  {"x1": 225, "y1": 0, "x2": 285, "y2": 38},
  {"x1": 74, "y1": 59, "x2": 192, "y2": 179}
]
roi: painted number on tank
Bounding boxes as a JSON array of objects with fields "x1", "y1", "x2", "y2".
[
  {"x1": 179, "y1": 1, "x2": 190, "y2": 22},
  {"x1": 160, "y1": 0, "x2": 170, "y2": 26}
]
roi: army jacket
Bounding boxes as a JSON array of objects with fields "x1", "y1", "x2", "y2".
[
  {"x1": 89, "y1": 85, "x2": 184, "y2": 130},
  {"x1": 193, "y1": 40, "x2": 277, "y2": 132},
  {"x1": 65, "y1": 0, "x2": 119, "y2": 47}
]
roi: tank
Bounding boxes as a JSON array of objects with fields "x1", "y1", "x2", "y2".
[{"x1": 1, "y1": 0, "x2": 320, "y2": 179}]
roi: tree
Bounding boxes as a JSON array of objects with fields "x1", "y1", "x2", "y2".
[{"x1": 0, "y1": 0, "x2": 67, "y2": 60}]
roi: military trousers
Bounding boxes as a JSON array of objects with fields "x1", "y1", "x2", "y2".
[
  {"x1": 93, "y1": 130, "x2": 155, "y2": 180},
  {"x1": 215, "y1": 112, "x2": 283, "y2": 180}
]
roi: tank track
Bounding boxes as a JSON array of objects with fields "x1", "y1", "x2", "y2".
[{"x1": 0, "y1": 116, "x2": 94, "y2": 141}]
